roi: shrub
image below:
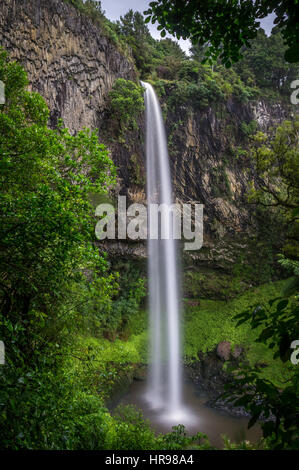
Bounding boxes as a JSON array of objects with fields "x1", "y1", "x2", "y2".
[{"x1": 109, "y1": 79, "x2": 144, "y2": 132}]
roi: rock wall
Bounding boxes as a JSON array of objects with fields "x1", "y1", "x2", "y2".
[
  {"x1": 165, "y1": 96, "x2": 289, "y2": 259},
  {"x1": 0, "y1": 0, "x2": 136, "y2": 133},
  {"x1": 106, "y1": 92, "x2": 289, "y2": 274}
]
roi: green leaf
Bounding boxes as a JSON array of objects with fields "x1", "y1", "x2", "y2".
[
  {"x1": 268, "y1": 297, "x2": 281, "y2": 307},
  {"x1": 284, "y1": 44, "x2": 299, "y2": 63},
  {"x1": 279, "y1": 333, "x2": 291, "y2": 362},
  {"x1": 258, "y1": 328, "x2": 273, "y2": 342},
  {"x1": 276, "y1": 299, "x2": 289, "y2": 312}
]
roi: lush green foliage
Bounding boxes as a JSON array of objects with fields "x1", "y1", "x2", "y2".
[
  {"x1": 233, "y1": 29, "x2": 298, "y2": 95},
  {"x1": 144, "y1": 0, "x2": 299, "y2": 66},
  {"x1": 0, "y1": 48, "x2": 212, "y2": 452},
  {"x1": 109, "y1": 78, "x2": 144, "y2": 135},
  {"x1": 217, "y1": 118, "x2": 299, "y2": 449},
  {"x1": 236, "y1": 297, "x2": 298, "y2": 366},
  {"x1": 223, "y1": 296, "x2": 298, "y2": 449},
  {"x1": 183, "y1": 281, "x2": 295, "y2": 384},
  {"x1": 0, "y1": 47, "x2": 114, "y2": 447},
  {"x1": 0, "y1": 50, "x2": 145, "y2": 450},
  {"x1": 112, "y1": 10, "x2": 296, "y2": 121},
  {"x1": 246, "y1": 117, "x2": 299, "y2": 260},
  {"x1": 112, "y1": 408, "x2": 213, "y2": 450},
  {"x1": 106, "y1": 7, "x2": 296, "y2": 119},
  {"x1": 115, "y1": 10, "x2": 156, "y2": 75},
  {"x1": 248, "y1": 118, "x2": 299, "y2": 209},
  {"x1": 0, "y1": 46, "x2": 116, "y2": 348},
  {"x1": 216, "y1": 113, "x2": 299, "y2": 447}
]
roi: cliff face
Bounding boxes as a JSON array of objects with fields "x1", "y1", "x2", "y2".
[
  {"x1": 0, "y1": 0, "x2": 136, "y2": 132},
  {"x1": 165, "y1": 97, "x2": 288, "y2": 256},
  {"x1": 0, "y1": 0, "x2": 290, "y2": 294},
  {"x1": 104, "y1": 94, "x2": 289, "y2": 283}
]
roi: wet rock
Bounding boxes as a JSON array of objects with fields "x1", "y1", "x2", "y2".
[
  {"x1": 186, "y1": 349, "x2": 250, "y2": 417},
  {"x1": 133, "y1": 365, "x2": 147, "y2": 381},
  {"x1": 216, "y1": 341, "x2": 231, "y2": 361}
]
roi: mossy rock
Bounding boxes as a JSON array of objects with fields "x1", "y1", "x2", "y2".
[{"x1": 183, "y1": 268, "x2": 248, "y2": 300}]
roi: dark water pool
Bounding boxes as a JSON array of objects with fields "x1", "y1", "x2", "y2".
[{"x1": 112, "y1": 379, "x2": 262, "y2": 448}]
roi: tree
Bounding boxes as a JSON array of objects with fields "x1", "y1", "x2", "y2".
[
  {"x1": 233, "y1": 28, "x2": 299, "y2": 93},
  {"x1": 144, "y1": 0, "x2": 299, "y2": 67},
  {"x1": 190, "y1": 43, "x2": 209, "y2": 63},
  {"x1": 0, "y1": 47, "x2": 116, "y2": 358},
  {"x1": 109, "y1": 78, "x2": 144, "y2": 133},
  {"x1": 116, "y1": 9, "x2": 151, "y2": 39},
  {"x1": 219, "y1": 118, "x2": 299, "y2": 449},
  {"x1": 224, "y1": 297, "x2": 299, "y2": 449},
  {"x1": 156, "y1": 38, "x2": 186, "y2": 60},
  {"x1": 115, "y1": 10, "x2": 155, "y2": 75},
  {"x1": 0, "y1": 48, "x2": 124, "y2": 449},
  {"x1": 247, "y1": 117, "x2": 299, "y2": 260}
]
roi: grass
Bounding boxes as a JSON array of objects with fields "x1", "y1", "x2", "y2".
[
  {"x1": 65, "y1": 279, "x2": 294, "y2": 396},
  {"x1": 77, "y1": 332, "x2": 147, "y2": 364},
  {"x1": 62, "y1": 331, "x2": 147, "y2": 402},
  {"x1": 183, "y1": 279, "x2": 295, "y2": 387}
]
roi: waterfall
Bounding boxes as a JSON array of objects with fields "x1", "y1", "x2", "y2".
[{"x1": 141, "y1": 81, "x2": 182, "y2": 416}]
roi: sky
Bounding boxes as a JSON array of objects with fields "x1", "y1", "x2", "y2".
[{"x1": 101, "y1": 0, "x2": 275, "y2": 55}]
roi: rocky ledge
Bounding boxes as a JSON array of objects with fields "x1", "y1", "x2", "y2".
[{"x1": 186, "y1": 341, "x2": 251, "y2": 417}]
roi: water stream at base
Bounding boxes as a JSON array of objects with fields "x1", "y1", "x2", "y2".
[{"x1": 113, "y1": 379, "x2": 262, "y2": 449}]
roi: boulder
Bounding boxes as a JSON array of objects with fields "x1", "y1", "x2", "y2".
[{"x1": 216, "y1": 341, "x2": 231, "y2": 361}]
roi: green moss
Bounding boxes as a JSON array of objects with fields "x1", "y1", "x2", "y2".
[
  {"x1": 183, "y1": 266, "x2": 250, "y2": 301},
  {"x1": 183, "y1": 279, "x2": 294, "y2": 387},
  {"x1": 184, "y1": 226, "x2": 280, "y2": 302},
  {"x1": 210, "y1": 165, "x2": 232, "y2": 200},
  {"x1": 63, "y1": 278, "x2": 294, "y2": 407},
  {"x1": 78, "y1": 334, "x2": 146, "y2": 363},
  {"x1": 64, "y1": 331, "x2": 148, "y2": 401}
]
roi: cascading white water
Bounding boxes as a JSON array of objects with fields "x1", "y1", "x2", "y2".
[{"x1": 141, "y1": 81, "x2": 182, "y2": 416}]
